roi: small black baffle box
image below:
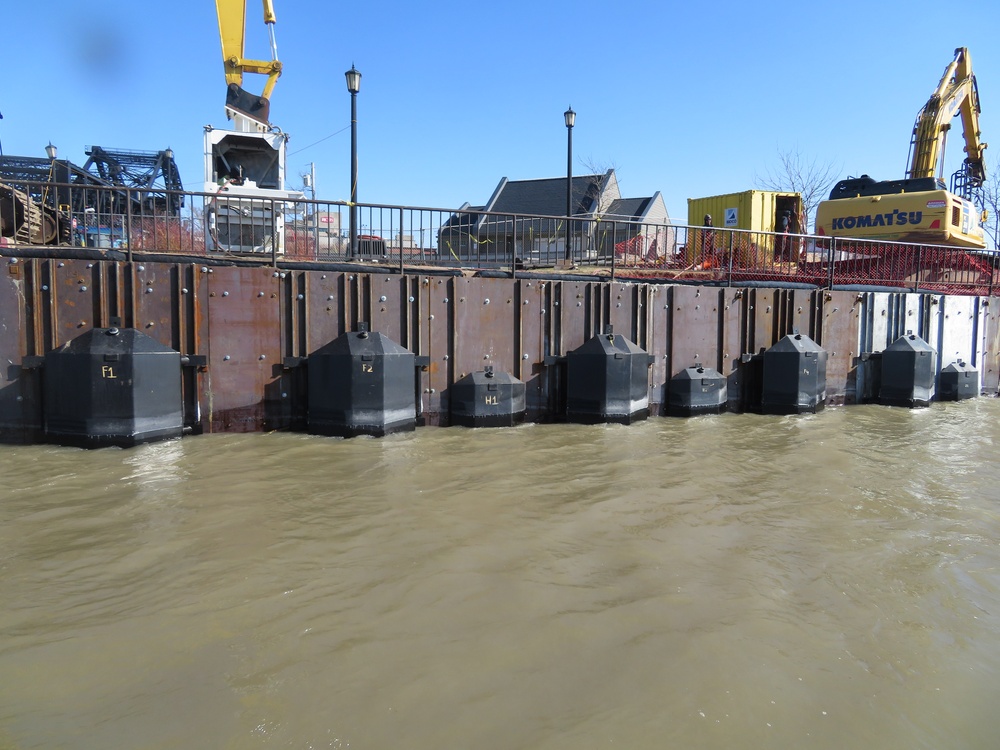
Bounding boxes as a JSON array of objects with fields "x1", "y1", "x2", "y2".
[
  {"x1": 668, "y1": 365, "x2": 727, "y2": 417},
  {"x1": 938, "y1": 360, "x2": 978, "y2": 401},
  {"x1": 450, "y1": 368, "x2": 526, "y2": 427}
]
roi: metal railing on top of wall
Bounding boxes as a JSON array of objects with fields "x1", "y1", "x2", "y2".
[{"x1": 0, "y1": 179, "x2": 996, "y2": 296}]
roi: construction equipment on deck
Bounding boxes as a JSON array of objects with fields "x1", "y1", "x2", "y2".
[
  {"x1": 207, "y1": 0, "x2": 301, "y2": 254},
  {"x1": 0, "y1": 148, "x2": 182, "y2": 246},
  {"x1": 816, "y1": 47, "x2": 988, "y2": 249}
]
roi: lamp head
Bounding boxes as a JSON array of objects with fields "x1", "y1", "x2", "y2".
[{"x1": 345, "y1": 65, "x2": 362, "y2": 94}]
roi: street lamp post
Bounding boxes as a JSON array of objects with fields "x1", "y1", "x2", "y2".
[
  {"x1": 45, "y1": 141, "x2": 59, "y2": 202},
  {"x1": 564, "y1": 107, "x2": 575, "y2": 262},
  {"x1": 345, "y1": 65, "x2": 361, "y2": 259},
  {"x1": 44, "y1": 142, "x2": 65, "y2": 246}
]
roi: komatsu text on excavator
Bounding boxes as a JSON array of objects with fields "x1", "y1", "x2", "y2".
[{"x1": 816, "y1": 47, "x2": 988, "y2": 249}]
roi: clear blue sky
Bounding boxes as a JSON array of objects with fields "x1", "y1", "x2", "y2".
[{"x1": 3, "y1": 1, "x2": 999, "y2": 222}]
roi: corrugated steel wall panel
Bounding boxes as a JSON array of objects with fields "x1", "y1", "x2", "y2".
[
  {"x1": 748, "y1": 288, "x2": 781, "y2": 354},
  {"x1": 560, "y1": 281, "x2": 595, "y2": 354},
  {"x1": 451, "y1": 277, "x2": 517, "y2": 383},
  {"x1": 134, "y1": 261, "x2": 177, "y2": 349},
  {"x1": 818, "y1": 291, "x2": 862, "y2": 404},
  {"x1": 719, "y1": 288, "x2": 743, "y2": 379},
  {"x1": 205, "y1": 266, "x2": 284, "y2": 432},
  {"x1": 937, "y1": 295, "x2": 978, "y2": 370},
  {"x1": 304, "y1": 271, "x2": 344, "y2": 354},
  {"x1": 608, "y1": 282, "x2": 638, "y2": 341},
  {"x1": 645, "y1": 285, "x2": 668, "y2": 413},
  {"x1": 982, "y1": 298, "x2": 1000, "y2": 393},
  {"x1": 518, "y1": 279, "x2": 547, "y2": 419},
  {"x1": 52, "y1": 259, "x2": 102, "y2": 346},
  {"x1": 669, "y1": 286, "x2": 724, "y2": 371},
  {"x1": 420, "y1": 275, "x2": 449, "y2": 424},
  {"x1": 369, "y1": 274, "x2": 408, "y2": 345},
  {"x1": 0, "y1": 262, "x2": 33, "y2": 440}
]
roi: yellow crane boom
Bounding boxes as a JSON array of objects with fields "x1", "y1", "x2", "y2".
[
  {"x1": 907, "y1": 47, "x2": 987, "y2": 186},
  {"x1": 215, "y1": 0, "x2": 282, "y2": 125}
]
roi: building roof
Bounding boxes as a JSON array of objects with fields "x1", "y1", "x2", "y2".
[
  {"x1": 487, "y1": 174, "x2": 606, "y2": 217},
  {"x1": 440, "y1": 203, "x2": 485, "y2": 229},
  {"x1": 604, "y1": 197, "x2": 653, "y2": 220}
]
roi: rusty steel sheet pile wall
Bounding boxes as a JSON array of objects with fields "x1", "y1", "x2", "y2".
[{"x1": 2, "y1": 255, "x2": 1000, "y2": 442}]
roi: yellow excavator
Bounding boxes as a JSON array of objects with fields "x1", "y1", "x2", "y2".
[
  {"x1": 815, "y1": 47, "x2": 988, "y2": 249},
  {"x1": 215, "y1": 0, "x2": 282, "y2": 127}
]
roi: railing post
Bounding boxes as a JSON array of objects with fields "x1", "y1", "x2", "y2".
[
  {"x1": 271, "y1": 198, "x2": 278, "y2": 268},
  {"x1": 610, "y1": 221, "x2": 616, "y2": 281},
  {"x1": 827, "y1": 238, "x2": 835, "y2": 290},
  {"x1": 399, "y1": 207, "x2": 405, "y2": 275},
  {"x1": 727, "y1": 230, "x2": 734, "y2": 287},
  {"x1": 126, "y1": 187, "x2": 134, "y2": 263},
  {"x1": 311, "y1": 199, "x2": 319, "y2": 260},
  {"x1": 913, "y1": 244, "x2": 922, "y2": 292},
  {"x1": 510, "y1": 215, "x2": 517, "y2": 280}
]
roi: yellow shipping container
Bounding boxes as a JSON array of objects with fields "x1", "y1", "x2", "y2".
[{"x1": 685, "y1": 190, "x2": 802, "y2": 267}]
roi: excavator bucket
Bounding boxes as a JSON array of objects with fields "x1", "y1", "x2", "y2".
[{"x1": 226, "y1": 83, "x2": 271, "y2": 125}]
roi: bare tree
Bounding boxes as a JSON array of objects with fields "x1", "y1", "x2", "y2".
[
  {"x1": 979, "y1": 159, "x2": 1000, "y2": 252},
  {"x1": 580, "y1": 157, "x2": 621, "y2": 215},
  {"x1": 755, "y1": 148, "x2": 840, "y2": 233}
]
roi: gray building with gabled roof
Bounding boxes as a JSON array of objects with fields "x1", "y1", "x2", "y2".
[{"x1": 439, "y1": 169, "x2": 673, "y2": 265}]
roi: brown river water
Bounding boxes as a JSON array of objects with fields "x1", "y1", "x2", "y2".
[{"x1": 1, "y1": 401, "x2": 999, "y2": 749}]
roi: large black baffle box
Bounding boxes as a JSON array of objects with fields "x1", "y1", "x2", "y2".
[
  {"x1": 938, "y1": 360, "x2": 978, "y2": 401},
  {"x1": 42, "y1": 327, "x2": 183, "y2": 448},
  {"x1": 566, "y1": 328, "x2": 649, "y2": 424},
  {"x1": 761, "y1": 333, "x2": 828, "y2": 415},
  {"x1": 307, "y1": 325, "x2": 416, "y2": 437},
  {"x1": 668, "y1": 365, "x2": 727, "y2": 417},
  {"x1": 879, "y1": 333, "x2": 937, "y2": 408},
  {"x1": 450, "y1": 368, "x2": 526, "y2": 427}
]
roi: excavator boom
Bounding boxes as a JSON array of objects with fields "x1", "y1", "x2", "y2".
[
  {"x1": 215, "y1": 0, "x2": 282, "y2": 125},
  {"x1": 907, "y1": 47, "x2": 987, "y2": 186}
]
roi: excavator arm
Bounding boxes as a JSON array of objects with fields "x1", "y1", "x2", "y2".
[
  {"x1": 216, "y1": 0, "x2": 282, "y2": 125},
  {"x1": 907, "y1": 47, "x2": 987, "y2": 186}
]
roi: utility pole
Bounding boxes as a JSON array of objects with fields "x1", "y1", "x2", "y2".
[{"x1": 303, "y1": 162, "x2": 317, "y2": 256}]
